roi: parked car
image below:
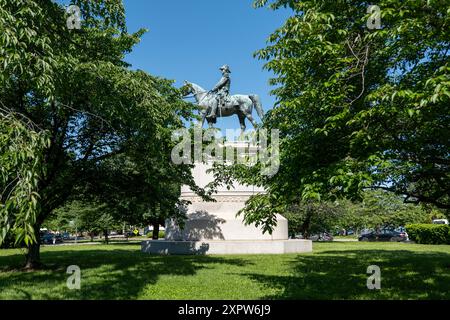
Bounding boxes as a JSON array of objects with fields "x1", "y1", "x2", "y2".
[
  {"x1": 40, "y1": 233, "x2": 63, "y2": 244},
  {"x1": 358, "y1": 229, "x2": 407, "y2": 242},
  {"x1": 432, "y1": 219, "x2": 449, "y2": 225},
  {"x1": 61, "y1": 232, "x2": 71, "y2": 240},
  {"x1": 309, "y1": 233, "x2": 334, "y2": 241},
  {"x1": 124, "y1": 231, "x2": 140, "y2": 237}
]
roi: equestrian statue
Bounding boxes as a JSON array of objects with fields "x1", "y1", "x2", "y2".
[{"x1": 183, "y1": 65, "x2": 264, "y2": 131}]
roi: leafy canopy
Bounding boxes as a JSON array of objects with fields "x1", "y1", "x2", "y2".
[
  {"x1": 0, "y1": 0, "x2": 199, "y2": 249},
  {"x1": 215, "y1": 0, "x2": 449, "y2": 232}
]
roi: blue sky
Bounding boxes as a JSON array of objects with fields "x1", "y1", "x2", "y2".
[{"x1": 121, "y1": 0, "x2": 290, "y2": 131}]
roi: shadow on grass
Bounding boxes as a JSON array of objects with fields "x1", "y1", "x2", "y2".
[
  {"x1": 242, "y1": 249, "x2": 450, "y2": 300},
  {"x1": 0, "y1": 245, "x2": 251, "y2": 300}
]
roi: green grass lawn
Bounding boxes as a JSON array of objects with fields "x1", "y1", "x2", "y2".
[{"x1": 0, "y1": 242, "x2": 449, "y2": 300}]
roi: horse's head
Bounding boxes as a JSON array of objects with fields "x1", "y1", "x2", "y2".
[{"x1": 181, "y1": 80, "x2": 194, "y2": 97}]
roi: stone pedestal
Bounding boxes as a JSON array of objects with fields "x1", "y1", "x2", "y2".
[{"x1": 142, "y1": 143, "x2": 312, "y2": 255}]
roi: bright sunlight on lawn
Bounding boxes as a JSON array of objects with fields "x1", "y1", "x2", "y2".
[{"x1": 0, "y1": 242, "x2": 449, "y2": 300}]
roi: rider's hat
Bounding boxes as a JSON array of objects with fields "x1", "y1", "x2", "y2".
[{"x1": 219, "y1": 65, "x2": 231, "y2": 73}]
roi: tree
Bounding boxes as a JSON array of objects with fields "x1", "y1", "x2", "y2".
[
  {"x1": 211, "y1": 0, "x2": 449, "y2": 233},
  {"x1": 83, "y1": 153, "x2": 192, "y2": 241},
  {"x1": 0, "y1": 110, "x2": 49, "y2": 247},
  {"x1": 334, "y1": 190, "x2": 431, "y2": 232},
  {"x1": 282, "y1": 190, "x2": 430, "y2": 238},
  {"x1": 46, "y1": 201, "x2": 121, "y2": 243},
  {"x1": 0, "y1": 0, "x2": 200, "y2": 268},
  {"x1": 284, "y1": 200, "x2": 344, "y2": 238},
  {"x1": 256, "y1": 0, "x2": 449, "y2": 204}
]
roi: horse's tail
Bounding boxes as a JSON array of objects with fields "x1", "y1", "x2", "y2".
[{"x1": 249, "y1": 95, "x2": 264, "y2": 119}]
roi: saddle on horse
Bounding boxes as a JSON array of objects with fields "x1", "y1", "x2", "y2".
[{"x1": 217, "y1": 92, "x2": 231, "y2": 107}]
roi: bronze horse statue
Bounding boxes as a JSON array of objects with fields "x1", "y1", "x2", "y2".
[{"x1": 183, "y1": 81, "x2": 264, "y2": 131}]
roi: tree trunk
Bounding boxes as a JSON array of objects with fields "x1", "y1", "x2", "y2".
[
  {"x1": 152, "y1": 223, "x2": 160, "y2": 240},
  {"x1": 301, "y1": 205, "x2": 313, "y2": 239},
  {"x1": 25, "y1": 224, "x2": 42, "y2": 270},
  {"x1": 104, "y1": 229, "x2": 109, "y2": 244},
  {"x1": 301, "y1": 219, "x2": 311, "y2": 239}
]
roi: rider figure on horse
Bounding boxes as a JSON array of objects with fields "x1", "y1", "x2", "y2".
[{"x1": 208, "y1": 64, "x2": 231, "y2": 118}]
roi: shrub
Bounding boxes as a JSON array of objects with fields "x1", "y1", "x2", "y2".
[
  {"x1": 406, "y1": 224, "x2": 450, "y2": 244},
  {"x1": 146, "y1": 230, "x2": 165, "y2": 239}
]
